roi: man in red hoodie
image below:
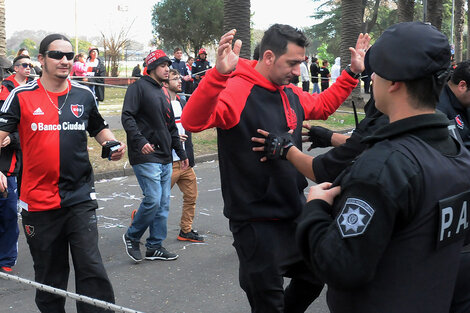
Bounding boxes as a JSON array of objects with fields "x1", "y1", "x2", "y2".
[{"x1": 182, "y1": 24, "x2": 369, "y2": 312}]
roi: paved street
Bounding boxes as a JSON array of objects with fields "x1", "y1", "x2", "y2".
[{"x1": 0, "y1": 155, "x2": 331, "y2": 313}]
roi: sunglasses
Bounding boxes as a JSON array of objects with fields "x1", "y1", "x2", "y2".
[
  {"x1": 45, "y1": 50, "x2": 75, "y2": 60},
  {"x1": 15, "y1": 63, "x2": 33, "y2": 69}
]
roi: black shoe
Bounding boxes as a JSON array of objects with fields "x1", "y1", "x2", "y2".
[
  {"x1": 177, "y1": 229, "x2": 204, "y2": 243},
  {"x1": 145, "y1": 246, "x2": 178, "y2": 261},
  {"x1": 123, "y1": 233, "x2": 143, "y2": 262}
]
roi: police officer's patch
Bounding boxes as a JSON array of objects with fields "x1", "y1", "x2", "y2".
[{"x1": 337, "y1": 198, "x2": 374, "y2": 238}]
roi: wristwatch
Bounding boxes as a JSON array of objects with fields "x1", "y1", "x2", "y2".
[{"x1": 345, "y1": 65, "x2": 361, "y2": 79}]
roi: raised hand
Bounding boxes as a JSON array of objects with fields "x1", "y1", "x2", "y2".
[
  {"x1": 349, "y1": 33, "x2": 371, "y2": 74},
  {"x1": 215, "y1": 29, "x2": 242, "y2": 75}
]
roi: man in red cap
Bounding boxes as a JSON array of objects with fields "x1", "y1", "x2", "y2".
[
  {"x1": 121, "y1": 49, "x2": 189, "y2": 263},
  {"x1": 192, "y1": 48, "x2": 211, "y2": 89}
]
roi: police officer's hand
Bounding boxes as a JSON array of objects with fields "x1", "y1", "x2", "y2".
[
  {"x1": 307, "y1": 182, "x2": 341, "y2": 205},
  {"x1": 0, "y1": 172, "x2": 7, "y2": 193},
  {"x1": 216, "y1": 29, "x2": 242, "y2": 75},
  {"x1": 302, "y1": 124, "x2": 333, "y2": 150},
  {"x1": 349, "y1": 33, "x2": 371, "y2": 75},
  {"x1": 252, "y1": 129, "x2": 294, "y2": 161},
  {"x1": 180, "y1": 158, "x2": 189, "y2": 170},
  {"x1": 1, "y1": 135, "x2": 11, "y2": 147},
  {"x1": 141, "y1": 143, "x2": 155, "y2": 154}
]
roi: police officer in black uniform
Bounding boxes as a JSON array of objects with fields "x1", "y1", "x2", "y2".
[
  {"x1": 192, "y1": 48, "x2": 211, "y2": 89},
  {"x1": 277, "y1": 22, "x2": 469, "y2": 313},
  {"x1": 438, "y1": 60, "x2": 470, "y2": 149}
]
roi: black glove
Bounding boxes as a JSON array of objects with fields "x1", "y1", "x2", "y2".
[
  {"x1": 307, "y1": 126, "x2": 333, "y2": 149},
  {"x1": 264, "y1": 133, "x2": 294, "y2": 160}
]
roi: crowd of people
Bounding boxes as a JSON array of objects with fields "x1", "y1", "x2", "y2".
[{"x1": 0, "y1": 21, "x2": 470, "y2": 313}]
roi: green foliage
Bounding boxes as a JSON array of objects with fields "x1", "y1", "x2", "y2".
[
  {"x1": 71, "y1": 38, "x2": 92, "y2": 54},
  {"x1": 316, "y1": 42, "x2": 334, "y2": 64},
  {"x1": 305, "y1": 1, "x2": 341, "y2": 57},
  {"x1": 151, "y1": 0, "x2": 224, "y2": 57},
  {"x1": 19, "y1": 38, "x2": 38, "y2": 57}
]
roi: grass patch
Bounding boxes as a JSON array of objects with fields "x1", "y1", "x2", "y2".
[{"x1": 306, "y1": 110, "x2": 365, "y2": 131}]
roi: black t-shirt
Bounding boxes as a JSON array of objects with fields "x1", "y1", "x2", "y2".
[
  {"x1": 319, "y1": 67, "x2": 330, "y2": 85},
  {"x1": 310, "y1": 63, "x2": 320, "y2": 83}
]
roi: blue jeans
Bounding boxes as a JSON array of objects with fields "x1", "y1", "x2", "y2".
[
  {"x1": 312, "y1": 83, "x2": 320, "y2": 94},
  {"x1": 0, "y1": 176, "x2": 18, "y2": 267},
  {"x1": 127, "y1": 162, "x2": 172, "y2": 249}
]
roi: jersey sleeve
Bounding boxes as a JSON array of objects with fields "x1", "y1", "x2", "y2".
[{"x1": 87, "y1": 97, "x2": 109, "y2": 137}]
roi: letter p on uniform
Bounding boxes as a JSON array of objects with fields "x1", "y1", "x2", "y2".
[{"x1": 440, "y1": 207, "x2": 453, "y2": 241}]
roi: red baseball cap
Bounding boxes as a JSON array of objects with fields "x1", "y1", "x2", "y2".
[
  {"x1": 145, "y1": 49, "x2": 171, "y2": 72},
  {"x1": 198, "y1": 48, "x2": 207, "y2": 55}
]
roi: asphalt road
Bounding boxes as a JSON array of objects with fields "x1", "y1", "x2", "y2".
[{"x1": 0, "y1": 154, "x2": 332, "y2": 313}]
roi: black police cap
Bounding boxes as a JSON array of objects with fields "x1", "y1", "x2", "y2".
[{"x1": 365, "y1": 22, "x2": 451, "y2": 81}]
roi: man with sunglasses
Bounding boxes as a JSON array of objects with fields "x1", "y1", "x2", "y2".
[
  {"x1": 0, "y1": 34, "x2": 126, "y2": 313},
  {"x1": 0, "y1": 54, "x2": 34, "y2": 275}
]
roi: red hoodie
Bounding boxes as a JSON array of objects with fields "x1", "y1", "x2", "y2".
[{"x1": 181, "y1": 58, "x2": 358, "y2": 222}]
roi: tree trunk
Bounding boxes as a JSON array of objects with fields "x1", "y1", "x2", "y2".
[
  {"x1": 468, "y1": 0, "x2": 470, "y2": 59},
  {"x1": 454, "y1": 0, "x2": 464, "y2": 62},
  {"x1": 223, "y1": 0, "x2": 251, "y2": 59},
  {"x1": 363, "y1": 0, "x2": 381, "y2": 33},
  {"x1": 426, "y1": 0, "x2": 443, "y2": 30},
  {"x1": 397, "y1": 0, "x2": 414, "y2": 22},
  {"x1": 341, "y1": 0, "x2": 364, "y2": 107}
]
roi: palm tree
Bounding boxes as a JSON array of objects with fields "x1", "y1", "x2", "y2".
[
  {"x1": 223, "y1": 0, "x2": 251, "y2": 59},
  {"x1": 0, "y1": 0, "x2": 9, "y2": 79},
  {"x1": 341, "y1": 0, "x2": 363, "y2": 106},
  {"x1": 468, "y1": 0, "x2": 470, "y2": 58},
  {"x1": 426, "y1": 0, "x2": 443, "y2": 30},
  {"x1": 397, "y1": 0, "x2": 414, "y2": 22},
  {"x1": 454, "y1": 0, "x2": 465, "y2": 62}
]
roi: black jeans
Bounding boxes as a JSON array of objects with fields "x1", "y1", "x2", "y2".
[
  {"x1": 231, "y1": 220, "x2": 323, "y2": 313},
  {"x1": 302, "y1": 81, "x2": 310, "y2": 92},
  {"x1": 21, "y1": 201, "x2": 114, "y2": 313}
]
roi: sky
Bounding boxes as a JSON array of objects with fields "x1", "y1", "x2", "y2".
[{"x1": 5, "y1": 0, "x2": 319, "y2": 46}]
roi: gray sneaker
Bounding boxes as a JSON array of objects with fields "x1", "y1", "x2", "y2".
[
  {"x1": 145, "y1": 246, "x2": 178, "y2": 261},
  {"x1": 123, "y1": 233, "x2": 143, "y2": 262}
]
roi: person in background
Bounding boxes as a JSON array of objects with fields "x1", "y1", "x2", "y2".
[
  {"x1": 14, "y1": 48, "x2": 41, "y2": 76},
  {"x1": 192, "y1": 48, "x2": 211, "y2": 89},
  {"x1": 330, "y1": 56, "x2": 341, "y2": 83},
  {"x1": 310, "y1": 57, "x2": 320, "y2": 94},
  {"x1": 320, "y1": 60, "x2": 331, "y2": 91},
  {"x1": 86, "y1": 47, "x2": 106, "y2": 103},
  {"x1": 122, "y1": 50, "x2": 188, "y2": 263},
  {"x1": 131, "y1": 63, "x2": 142, "y2": 78},
  {"x1": 300, "y1": 56, "x2": 310, "y2": 92},
  {"x1": 185, "y1": 57, "x2": 195, "y2": 96},
  {"x1": 163, "y1": 69, "x2": 204, "y2": 243},
  {"x1": 71, "y1": 53, "x2": 87, "y2": 82},
  {"x1": 438, "y1": 60, "x2": 470, "y2": 149},
  {"x1": 0, "y1": 54, "x2": 34, "y2": 274},
  {"x1": 170, "y1": 47, "x2": 191, "y2": 99}
]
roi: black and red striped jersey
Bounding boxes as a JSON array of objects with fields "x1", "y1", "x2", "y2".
[{"x1": 0, "y1": 79, "x2": 108, "y2": 212}]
